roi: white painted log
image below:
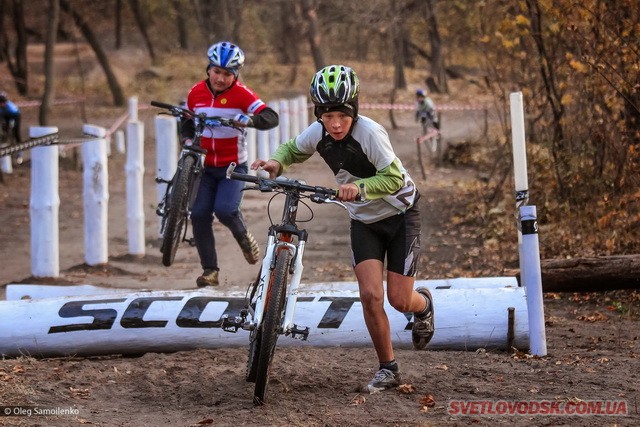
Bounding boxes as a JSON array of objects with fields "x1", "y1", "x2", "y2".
[
  {"x1": 128, "y1": 96, "x2": 138, "y2": 122},
  {"x1": 0, "y1": 286, "x2": 528, "y2": 358},
  {"x1": 125, "y1": 118, "x2": 145, "y2": 255},
  {"x1": 82, "y1": 125, "x2": 109, "y2": 266},
  {"x1": 298, "y1": 95, "x2": 309, "y2": 130},
  {"x1": 155, "y1": 115, "x2": 178, "y2": 236},
  {"x1": 520, "y1": 205, "x2": 547, "y2": 356},
  {"x1": 245, "y1": 127, "x2": 257, "y2": 174},
  {"x1": 0, "y1": 154, "x2": 12, "y2": 173},
  {"x1": 289, "y1": 97, "x2": 300, "y2": 136},
  {"x1": 279, "y1": 98, "x2": 290, "y2": 144},
  {"x1": 115, "y1": 129, "x2": 125, "y2": 154},
  {"x1": 30, "y1": 128, "x2": 60, "y2": 278},
  {"x1": 267, "y1": 100, "x2": 280, "y2": 155},
  {"x1": 4, "y1": 277, "x2": 519, "y2": 301}
]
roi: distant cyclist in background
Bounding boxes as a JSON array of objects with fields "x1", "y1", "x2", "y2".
[
  {"x1": 181, "y1": 41, "x2": 279, "y2": 287},
  {"x1": 415, "y1": 89, "x2": 439, "y2": 130},
  {"x1": 0, "y1": 91, "x2": 23, "y2": 164}
]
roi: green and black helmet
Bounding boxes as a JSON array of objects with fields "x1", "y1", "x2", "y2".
[{"x1": 309, "y1": 65, "x2": 359, "y2": 119}]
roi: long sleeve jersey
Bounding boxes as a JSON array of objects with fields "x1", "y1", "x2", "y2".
[
  {"x1": 270, "y1": 115, "x2": 417, "y2": 224},
  {"x1": 182, "y1": 80, "x2": 278, "y2": 167}
]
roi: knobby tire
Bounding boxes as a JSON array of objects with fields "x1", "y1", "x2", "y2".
[
  {"x1": 253, "y1": 250, "x2": 291, "y2": 405},
  {"x1": 161, "y1": 155, "x2": 195, "y2": 266},
  {"x1": 246, "y1": 273, "x2": 262, "y2": 383}
]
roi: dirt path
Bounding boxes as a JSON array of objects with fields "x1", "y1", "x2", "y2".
[{"x1": 1, "y1": 112, "x2": 638, "y2": 426}]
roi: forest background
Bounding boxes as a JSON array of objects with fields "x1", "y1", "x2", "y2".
[
  {"x1": 1, "y1": 1, "x2": 639, "y2": 425},
  {"x1": 1, "y1": 0, "x2": 639, "y2": 283}
]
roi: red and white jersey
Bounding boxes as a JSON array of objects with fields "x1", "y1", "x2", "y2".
[{"x1": 186, "y1": 80, "x2": 267, "y2": 167}]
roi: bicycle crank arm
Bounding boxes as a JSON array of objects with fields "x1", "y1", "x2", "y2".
[{"x1": 288, "y1": 324, "x2": 310, "y2": 340}]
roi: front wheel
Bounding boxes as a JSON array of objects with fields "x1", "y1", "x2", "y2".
[
  {"x1": 161, "y1": 155, "x2": 196, "y2": 266},
  {"x1": 253, "y1": 250, "x2": 291, "y2": 406}
]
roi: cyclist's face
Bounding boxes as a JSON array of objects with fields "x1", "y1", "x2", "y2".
[
  {"x1": 320, "y1": 112, "x2": 353, "y2": 141},
  {"x1": 208, "y1": 66, "x2": 236, "y2": 92}
]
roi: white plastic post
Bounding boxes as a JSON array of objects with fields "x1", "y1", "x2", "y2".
[
  {"x1": 267, "y1": 100, "x2": 280, "y2": 156},
  {"x1": 245, "y1": 127, "x2": 257, "y2": 175},
  {"x1": 298, "y1": 95, "x2": 309, "y2": 130},
  {"x1": 29, "y1": 127, "x2": 60, "y2": 278},
  {"x1": 510, "y1": 91, "x2": 529, "y2": 276},
  {"x1": 115, "y1": 129, "x2": 126, "y2": 154},
  {"x1": 125, "y1": 97, "x2": 145, "y2": 255},
  {"x1": 81, "y1": 125, "x2": 109, "y2": 266},
  {"x1": 289, "y1": 97, "x2": 300, "y2": 137},
  {"x1": 155, "y1": 115, "x2": 178, "y2": 236},
  {"x1": 279, "y1": 98, "x2": 290, "y2": 144},
  {"x1": 519, "y1": 205, "x2": 547, "y2": 356}
]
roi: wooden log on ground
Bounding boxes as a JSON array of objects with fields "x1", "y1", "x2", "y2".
[{"x1": 535, "y1": 255, "x2": 640, "y2": 292}]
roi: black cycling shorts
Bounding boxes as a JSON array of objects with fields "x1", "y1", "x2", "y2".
[{"x1": 350, "y1": 204, "x2": 421, "y2": 277}]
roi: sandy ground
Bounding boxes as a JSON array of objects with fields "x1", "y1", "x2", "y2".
[{"x1": 1, "y1": 113, "x2": 638, "y2": 426}]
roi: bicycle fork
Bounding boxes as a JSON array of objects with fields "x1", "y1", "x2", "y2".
[{"x1": 220, "y1": 235, "x2": 309, "y2": 340}]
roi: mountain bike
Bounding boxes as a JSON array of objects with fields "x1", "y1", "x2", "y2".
[
  {"x1": 221, "y1": 162, "x2": 359, "y2": 406},
  {"x1": 150, "y1": 101, "x2": 240, "y2": 267}
]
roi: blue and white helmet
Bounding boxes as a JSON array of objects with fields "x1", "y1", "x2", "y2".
[{"x1": 207, "y1": 41, "x2": 245, "y2": 77}]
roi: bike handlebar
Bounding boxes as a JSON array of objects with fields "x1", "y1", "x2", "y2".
[
  {"x1": 225, "y1": 162, "x2": 337, "y2": 199},
  {"x1": 150, "y1": 100, "x2": 239, "y2": 129}
]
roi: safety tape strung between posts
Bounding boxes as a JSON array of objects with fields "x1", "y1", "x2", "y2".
[{"x1": 359, "y1": 103, "x2": 488, "y2": 111}]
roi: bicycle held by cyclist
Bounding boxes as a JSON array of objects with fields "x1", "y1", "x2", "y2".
[
  {"x1": 221, "y1": 161, "x2": 359, "y2": 406},
  {"x1": 415, "y1": 89, "x2": 442, "y2": 166},
  {"x1": 151, "y1": 100, "x2": 240, "y2": 267}
]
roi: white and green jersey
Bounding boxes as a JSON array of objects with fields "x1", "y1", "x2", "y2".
[{"x1": 270, "y1": 115, "x2": 417, "y2": 224}]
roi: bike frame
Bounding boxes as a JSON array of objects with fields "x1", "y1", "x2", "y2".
[
  {"x1": 250, "y1": 197, "x2": 309, "y2": 338},
  {"x1": 151, "y1": 100, "x2": 241, "y2": 266}
]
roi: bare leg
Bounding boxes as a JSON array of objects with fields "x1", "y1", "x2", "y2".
[
  {"x1": 354, "y1": 259, "x2": 394, "y2": 363},
  {"x1": 386, "y1": 271, "x2": 427, "y2": 314}
]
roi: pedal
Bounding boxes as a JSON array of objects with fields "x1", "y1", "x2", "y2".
[
  {"x1": 155, "y1": 207, "x2": 165, "y2": 216},
  {"x1": 187, "y1": 237, "x2": 196, "y2": 247},
  {"x1": 289, "y1": 324, "x2": 310, "y2": 341},
  {"x1": 220, "y1": 314, "x2": 244, "y2": 333},
  {"x1": 155, "y1": 177, "x2": 171, "y2": 184}
]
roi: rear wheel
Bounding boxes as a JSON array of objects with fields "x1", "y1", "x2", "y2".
[
  {"x1": 161, "y1": 155, "x2": 196, "y2": 266},
  {"x1": 253, "y1": 250, "x2": 291, "y2": 405}
]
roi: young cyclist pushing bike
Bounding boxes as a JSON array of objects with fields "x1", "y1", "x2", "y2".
[
  {"x1": 252, "y1": 65, "x2": 435, "y2": 393},
  {"x1": 181, "y1": 41, "x2": 279, "y2": 287}
]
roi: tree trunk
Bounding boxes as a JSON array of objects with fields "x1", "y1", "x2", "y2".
[
  {"x1": 2, "y1": 0, "x2": 29, "y2": 95},
  {"x1": 60, "y1": 0, "x2": 125, "y2": 106},
  {"x1": 425, "y1": 0, "x2": 447, "y2": 93},
  {"x1": 522, "y1": 255, "x2": 640, "y2": 292},
  {"x1": 278, "y1": 1, "x2": 300, "y2": 65},
  {"x1": 128, "y1": 0, "x2": 156, "y2": 63},
  {"x1": 300, "y1": 0, "x2": 324, "y2": 71},
  {"x1": 170, "y1": 0, "x2": 188, "y2": 49},
  {"x1": 391, "y1": 0, "x2": 406, "y2": 90},
  {"x1": 115, "y1": 0, "x2": 122, "y2": 49},
  {"x1": 39, "y1": 0, "x2": 60, "y2": 126}
]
